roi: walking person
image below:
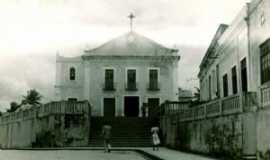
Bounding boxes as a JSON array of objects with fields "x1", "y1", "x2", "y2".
[
  {"x1": 142, "y1": 103, "x2": 147, "y2": 117},
  {"x1": 151, "y1": 126, "x2": 160, "y2": 151},
  {"x1": 102, "y1": 121, "x2": 112, "y2": 153}
]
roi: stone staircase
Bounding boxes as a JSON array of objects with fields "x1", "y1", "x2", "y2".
[{"x1": 88, "y1": 117, "x2": 156, "y2": 147}]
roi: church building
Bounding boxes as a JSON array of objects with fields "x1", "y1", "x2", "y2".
[{"x1": 55, "y1": 16, "x2": 180, "y2": 117}]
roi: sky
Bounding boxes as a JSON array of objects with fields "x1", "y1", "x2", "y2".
[{"x1": 0, "y1": 0, "x2": 250, "y2": 111}]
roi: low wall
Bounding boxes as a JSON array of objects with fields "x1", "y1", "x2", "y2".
[
  {"x1": 257, "y1": 107, "x2": 270, "y2": 154},
  {"x1": 161, "y1": 93, "x2": 259, "y2": 159},
  {"x1": 0, "y1": 101, "x2": 91, "y2": 148},
  {"x1": 162, "y1": 113, "x2": 244, "y2": 152}
]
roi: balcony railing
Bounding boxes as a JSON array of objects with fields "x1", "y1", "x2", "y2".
[
  {"x1": 148, "y1": 81, "x2": 160, "y2": 91},
  {"x1": 243, "y1": 92, "x2": 258, "y2": 112},
  {"x1": 150, "y1": 101, "x2": 190, "y2": 118},
  {"x1": 0, "y1": 101, "x2": 91, "y2": 124},
  {"x1": 222, "y1": 94, "x2": 240, "y2": 115},
  {"x1": 103, "y1": 82, "x2": 116, "y2": 91},
  {"x1": 194, "y1": 104, "x2": 205, "y2": 120},
  {"x1": 261, "y1": 84, "x2": 270, "y2": 107},
  {"x1": 160, "y1": 92, "x2": 257, "y2": 122},
  {"x1": 205, "y1": 99, "x2": 221, "y2": 117},
  {"x1": 125, "y1": 82, "x2": 138, "y2": 91}
]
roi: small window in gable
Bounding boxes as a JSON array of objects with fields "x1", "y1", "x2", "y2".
[{"x1": 70, "y1": 67, "x2": 76, "y2": 80}]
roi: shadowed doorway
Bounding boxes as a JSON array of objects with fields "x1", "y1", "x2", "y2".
[
  {"x1": 103, "y1": 98, "x2": 115, "y2": 118},
  {"x1": 148, "y1": 98, "x2": 160, "y2": 117},
  {"x1": 124, "y1": 96, "x2": 139, "y2": 117}
]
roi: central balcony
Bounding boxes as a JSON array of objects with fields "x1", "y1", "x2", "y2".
[
  {"x1": 147, "y1": 81, "x2": 160, "y2": 91},
  {"x1": 103, "y1": 82, "x2": 116, "y2": 91},
  {"x1": 125, "y1": 82, "x2": 138, "y2": 91}
]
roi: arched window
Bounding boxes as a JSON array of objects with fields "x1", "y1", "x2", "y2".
[{"x1": 70, "y1": 67, "x2": 76, "y2": 80}]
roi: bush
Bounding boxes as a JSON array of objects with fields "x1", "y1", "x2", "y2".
[
  {"x1": 205, "y1": 123, "x2": 241, "y2": 160},
  {"x1": 259, "y1": 150, "x2": 270, "y2": 160}
]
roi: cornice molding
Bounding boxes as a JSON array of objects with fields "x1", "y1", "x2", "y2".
[{"x1": 82, "y1": 55, "x2": 180, "y2": 61}]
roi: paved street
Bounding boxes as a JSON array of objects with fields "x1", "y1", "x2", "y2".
[
  {"x1": 0, "y1": 148, "x2": 218, "y2": 160},
  {"x1": 0, "y1": 150, "x2": 145, "y2": 160},
  {"x1": 141, "y1": 147, "x2": 217, "y2": 160}
]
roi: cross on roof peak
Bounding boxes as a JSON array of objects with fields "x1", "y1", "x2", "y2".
[{"x1": 128, "y1": 13, "x2": 135, "y2": 32}]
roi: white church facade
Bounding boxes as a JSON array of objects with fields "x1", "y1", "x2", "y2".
[{"x1": 55, "y1": 31, "x2": 180, "y2": 117}]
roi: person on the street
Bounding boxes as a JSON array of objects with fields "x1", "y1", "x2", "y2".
[
  {"x1": 142, "y1": 103, "x2": 147, "y2": 117},
  {"x1": 102, "y1": 122, "x2": 112, "y2": 153},
  {"x1": 151, "y1": 126, "x2": 160, "y2": 151}
]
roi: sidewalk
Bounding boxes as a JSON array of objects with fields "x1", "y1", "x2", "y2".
[
  {"x1": 4, "y1": 147, "x2": 218, "y2": 160},
  {"x1": 140, "y1": 147, "x2": 217, "y2": 160}
]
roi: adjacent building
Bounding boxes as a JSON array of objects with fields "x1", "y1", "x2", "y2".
[
  {"x1": 199, "y1": 0, "x2": 270, "y2": 103},
  {"x1": 55, "y1": 31, "x2": 180, "y2": 117},
  {"x1": 198, "y1": 4, "x2": 249, "y2": 101},
  {"x1": 197, "y1": 0, "x2": 270, "y2": 156},
  {"x1": 248, "y1": 0, "x2": 270, "y2": 106}
]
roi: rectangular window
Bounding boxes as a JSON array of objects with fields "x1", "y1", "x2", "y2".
[
  {"x1": 70, "y1": 67, "x2": 76, "y2": 80},
  {"x1": 126, "y1": 69, "x2": 137, "y2": 90},
  {"x1": 149, "y1": 69, "x2": 159, "y2": 90},
  {"x1": 104, "y1": 69, "x2": 114, "y2": 90},
  {"x1": 260, "y1": 39, "x2": 270, "y2": 84},
  {"x1": 241, "y1": 58, "x2": 248, "y2": 92},
  {"x1": 208, "y1": 75, "x2": 212, "y2": 100},
  {"x1": 212, "y1": 70, "x2": 216, "y2": 94},
  {"x1": 223, "y1": 74, "x2": 228, "y2": 97},
  {"x1": 216, "y1": 65, "x2": 220, "y2": 98},
  {"x1": 231, "y1": 66, "x2": 238, "y2": 94}
]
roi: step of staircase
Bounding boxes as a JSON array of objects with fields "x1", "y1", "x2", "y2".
[{"x1": 89, "y1": 117, "x2": 156, "y2": 147}]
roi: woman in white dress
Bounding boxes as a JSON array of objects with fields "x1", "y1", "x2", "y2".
[{"x1": 151, "y1": 127, "x2": 160, "y2": 151}]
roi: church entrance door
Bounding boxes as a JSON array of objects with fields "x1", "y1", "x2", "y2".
[
  {"x1": 148, "y1": 98, "x2": 160, "y2": 117},
  {"x1": 103, "y1": 98, "x2": 115, "y2": 118},
  {"x1": 124, "y1": 96, "x2": 139, "y2": 117}
]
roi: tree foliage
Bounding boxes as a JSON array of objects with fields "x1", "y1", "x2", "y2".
[
  {"x1": 259, "y1": 150, "x2": 270, "y2": 160},
  {"x1": 7, "y1": 101, "x2": 20, "y2": 113},
  {"x1": 205, "y1": 122, "x2": 241, "y2": 160},
  {"x1": 22, "y1": 89, "x2": 42, "y2": 105}
]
